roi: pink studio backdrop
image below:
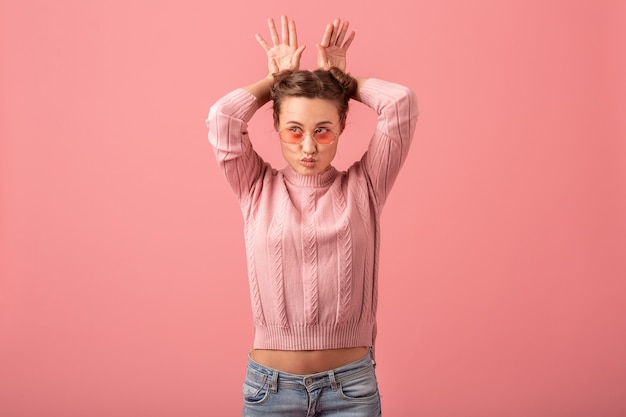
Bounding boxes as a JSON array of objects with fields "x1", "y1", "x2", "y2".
[{"x1": 1, "y1": 0, "x2": 625, "y2": 416}]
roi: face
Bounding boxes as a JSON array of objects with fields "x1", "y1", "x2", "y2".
[{"x1": 277, "y1": 96, "x2": 341, "y2": 176}]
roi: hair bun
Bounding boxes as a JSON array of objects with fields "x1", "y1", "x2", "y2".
[
  {"x1": 328, "y1": 67, "x2": 357, "y2": 99},
  {"x1": 272, "y1": 70, "x2": 294, "y2": 84}
]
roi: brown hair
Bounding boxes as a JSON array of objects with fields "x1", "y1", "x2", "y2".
[{"x1": 270, "y1": 67, "x2": 357, "y2": 131}]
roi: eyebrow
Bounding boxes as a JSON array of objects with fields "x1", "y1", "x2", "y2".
[{"x1": 284, "y1": 121, "x2": 335, "y2": 126}]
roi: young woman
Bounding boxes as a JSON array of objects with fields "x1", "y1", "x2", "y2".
[{"x1": 206, "y1": 15, "x2": 418, "y2": 417}]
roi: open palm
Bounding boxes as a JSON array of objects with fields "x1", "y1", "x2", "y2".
[
  {"x1": 255, "y1": 16, "x2": 305, "y2": 74},
  {"x1": 317, "y1": 18, "x2": 355, "y2": 72}
]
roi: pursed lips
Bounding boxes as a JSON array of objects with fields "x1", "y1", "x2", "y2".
[{"x1": 300, "y1": 157, "x2": 317, "y2": 167}]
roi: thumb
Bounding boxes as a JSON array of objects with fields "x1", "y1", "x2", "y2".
[
  {"x1": 316, "y1": 44, "x2": 328, "y2": 61},
  {"x1": 295, "y1": 45, "x2": 306, "y2": 59}
]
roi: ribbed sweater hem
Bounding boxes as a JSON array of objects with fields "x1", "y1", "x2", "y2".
[{"x1": 253, "y1": 322, "x2": 375, "y2": 351}]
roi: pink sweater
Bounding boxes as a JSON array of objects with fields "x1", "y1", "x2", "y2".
[{"x1": 206, "y1": 78, "x2": 418, "y2": 351}]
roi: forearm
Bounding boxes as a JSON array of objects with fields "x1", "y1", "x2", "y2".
[
  {"x1": 351, "y1": 75, "x2": 369, "y2": 102},
  {"x1": 243, "y1": 75, "x2": 274, "y2": 106}
]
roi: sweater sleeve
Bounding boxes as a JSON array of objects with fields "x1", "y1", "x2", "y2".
[
  {"x1": 357, "y1": 78, "x2": 419, "y2": 208},
  {"x1": 206, "y1": 88, "x2": 265, "y2": 202}
]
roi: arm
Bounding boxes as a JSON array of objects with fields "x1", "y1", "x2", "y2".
[
  {"x1": 207, "y1": 16, "x2": 305, "y2": 201},
  {"x1": 206, "y1": 88, "x2": 263, "y2": 202},
  {"x1": 316, "y1": 19, "x2": 418, "y2": 205},
  {"x1": 357, "y1": 79, "x2": 419, "y2": 208}
]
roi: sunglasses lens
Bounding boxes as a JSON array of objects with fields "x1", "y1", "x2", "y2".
[
  {"x1": 314, "y1": 131, "x2": 335, "y2": 144},
  {"x1": 280, "y1": 130, "x2": 303, "y2": 143},
  {"x1": 279, "y1": 129, "x2": 336, "y2": 144}
]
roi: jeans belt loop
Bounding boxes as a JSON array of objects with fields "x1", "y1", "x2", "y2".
[
  {"x1": 328, "y1": 370, "x2": 338, "y2": 391},
  {"x1": 268, "y1": 370, "x2": 279, "y2": 393}
]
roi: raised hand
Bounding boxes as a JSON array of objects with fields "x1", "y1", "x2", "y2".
[
  {"x1": 255, "y1": 15, "x2": 306, "y2": 75},
  {"x1": 316, "y1": 18, "x2": 355, "y2": 72}
]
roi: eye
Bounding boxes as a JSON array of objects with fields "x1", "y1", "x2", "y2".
[
  {"x1": 288, "y1": 126, "x2": 303, "y2": 134},
  {"x1": 314, "y1": 127, "x2": 330, "y2": 134}
]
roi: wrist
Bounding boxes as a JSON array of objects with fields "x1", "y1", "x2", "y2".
[{"x1": 243, "y1": 75, "x2": 275, "y2": 106}]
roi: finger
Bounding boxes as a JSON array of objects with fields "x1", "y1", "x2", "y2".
[
  {"x1": 320, "y1": 22, "x2": 333, "y2": 47},
  {"x1": 268, "y1": 18, "x2": 280, "y2": 45},
  {"x1": 341, "y1": 30, "x2": 355, "y2": 50},
  {"x1": 336, "y1": 20, "x2": 349, "y2": 46},
  {"x1": 289, "y1": 19, "x2": 298, "y2": 48},
  {"x1": 281, "y1": 15, "x2": 289, "y2": 44},
  {"x1": 255, "y1": 33, "x2": 271, "y2": 52},
  {"x1": 293, "y1": 45, "x2": 306, "y2": 67},
  {"x1": 330, "y1": 18, "x2": 340, "y2": 45}
]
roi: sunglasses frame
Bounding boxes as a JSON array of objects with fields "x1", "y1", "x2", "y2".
[{"x1": 278, "y1": 127, "x2": 339, "y2": 145}]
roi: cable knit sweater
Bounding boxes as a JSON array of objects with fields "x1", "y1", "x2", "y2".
[{"x1": 206, "y1": 78, "x2": 418, "y2": 351}]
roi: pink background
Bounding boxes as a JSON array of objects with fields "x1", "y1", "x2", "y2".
[{"x1": 1, "y1": 0, "x2": 625, "y2": 416}]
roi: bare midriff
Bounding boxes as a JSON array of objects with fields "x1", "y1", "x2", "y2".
[{"x1": 250, "y1": 346, "x2": 370, "y2": 375}]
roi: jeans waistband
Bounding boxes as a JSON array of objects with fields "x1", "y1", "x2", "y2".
[{"x1": 246, "y1": 349, "x2": 375, "y2": 392}]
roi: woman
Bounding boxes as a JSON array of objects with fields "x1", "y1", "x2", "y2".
[{"x1": 207, "y1": 15, "x2": 418, "y2": 417}]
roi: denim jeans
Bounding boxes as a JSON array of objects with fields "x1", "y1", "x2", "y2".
[{"x1": 242, "y1": 349, "x2": 382, "y2": 417}]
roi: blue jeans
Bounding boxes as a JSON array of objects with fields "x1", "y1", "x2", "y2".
[{"x1": 242, "y1": 349, "x2": 382, "y2": 417}]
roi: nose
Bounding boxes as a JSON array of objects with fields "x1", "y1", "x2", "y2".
[{"x1": 301, "y1": 133, "x2": 317, "y2": 154}]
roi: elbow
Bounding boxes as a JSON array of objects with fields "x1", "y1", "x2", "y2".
[{"x1": 403, "y1": 86, "x2": 419, "y2": 120}]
